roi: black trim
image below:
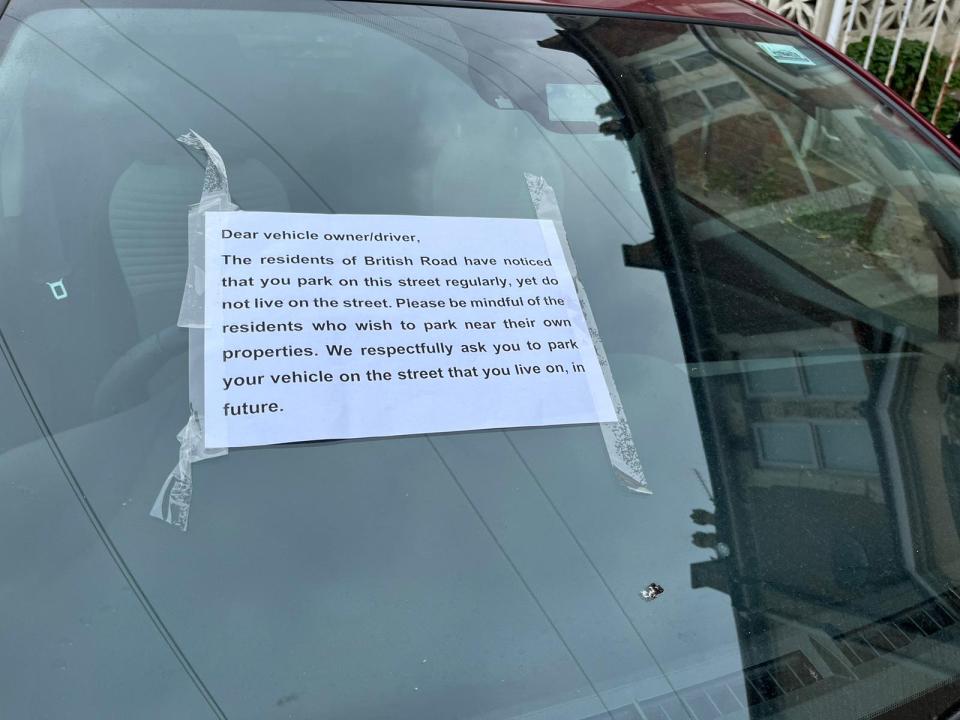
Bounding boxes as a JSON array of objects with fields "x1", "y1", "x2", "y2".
[
  {"x1": 867, "y1": 674, "x2": 960, "y2": 720},
  {"x1": 546, "y1": 6, "x2": 762, "y2": 617}
]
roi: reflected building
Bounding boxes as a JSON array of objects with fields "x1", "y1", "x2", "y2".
[{"x1": 542, "y1": 12, "x2": 960, "y2": 720}]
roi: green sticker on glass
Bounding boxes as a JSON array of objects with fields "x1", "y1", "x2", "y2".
[{"x1": 756, "y1": 42, "x2": 816, "y2": 66}]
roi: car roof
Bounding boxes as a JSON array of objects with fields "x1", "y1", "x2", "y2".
[
  {"x1": 0, "y1": 0, "x2": 792, "y2": 31},
  {"x1": 475, "y1": 0, "x2": 790, "y2": 30}
]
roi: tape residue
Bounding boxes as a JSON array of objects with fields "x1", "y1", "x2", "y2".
[{"x1": 525, "y1": 173, "x2": 650, "y2": 494}]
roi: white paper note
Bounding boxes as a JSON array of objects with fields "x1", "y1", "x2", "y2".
[{"x1": 203, "y1": 212, "x2": 616, "y2": 448}]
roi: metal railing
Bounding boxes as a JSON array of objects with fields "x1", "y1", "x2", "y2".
[{"x1": 758, "y1": 0, "x2": 960, "y2": 127}]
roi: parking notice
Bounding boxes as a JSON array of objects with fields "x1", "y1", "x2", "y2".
[{"x1": 202, "y1": 212, "x2": 615, "y2": 448}]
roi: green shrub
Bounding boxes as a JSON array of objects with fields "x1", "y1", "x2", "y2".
[{"x1": 846, "y1": 36, "x2": 960, "y2": 133}]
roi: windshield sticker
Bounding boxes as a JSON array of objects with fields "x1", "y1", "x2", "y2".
[
  {"x1": 755, "y1": 42, "x2": 816, "y2": 66},
  {"x1": 201, "y1": 212, "x2": 616, "y2": 449}
]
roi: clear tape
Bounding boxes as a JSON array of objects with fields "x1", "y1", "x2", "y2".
[
  {"x1": 179, "y1": 128, "x2": 230, "y2": 198},
  {"x1": 524, "y1": 173, "x2": 650, "y2": 494},
  {"x1": 177, "y1": 130, "x2": 238, "y2": 330},
  {"x1": 150, "y1": 411, "x2": 226, "y2": 531},
  {"x1": 152, "y1": 131, "x2": 234, "y2": 531}
]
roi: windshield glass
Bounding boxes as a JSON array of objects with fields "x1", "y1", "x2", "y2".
[{"x1": 3, "y1": 2, "x2": 960, "y2": 719}]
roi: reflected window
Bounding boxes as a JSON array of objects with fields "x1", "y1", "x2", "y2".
[
  {"x1": 800, "y1": 348, "x2": 870, "y2": 398},
  {"x1": 814, "y1": 420, "x2": 880, "y2": 474},
  {"x1": 754, "y1": 421, "x2": 818, "y2": 468},
  {"x1": 742, "y1": 353, "x2": 804, "y2": 396}
]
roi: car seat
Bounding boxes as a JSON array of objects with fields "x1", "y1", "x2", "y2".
[{"x1": 109, "y1": 154, "x2": 290, "y2": 338}]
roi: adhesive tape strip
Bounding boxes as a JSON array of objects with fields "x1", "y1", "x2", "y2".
[
  {"x1": 524, "y1": 173, "x2": 650, "y2": 494},
  {"x1": 152, "y1": 131, "x2": 234, "y2": 531}
]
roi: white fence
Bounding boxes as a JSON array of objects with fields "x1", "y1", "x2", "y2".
[{"x1": 758, "y1": 0, "x2": 960, "y2": 126}]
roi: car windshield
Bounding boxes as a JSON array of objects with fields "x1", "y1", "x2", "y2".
[{"x1": 4, "y1": 1, "x2": 960, "y2": 718}]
